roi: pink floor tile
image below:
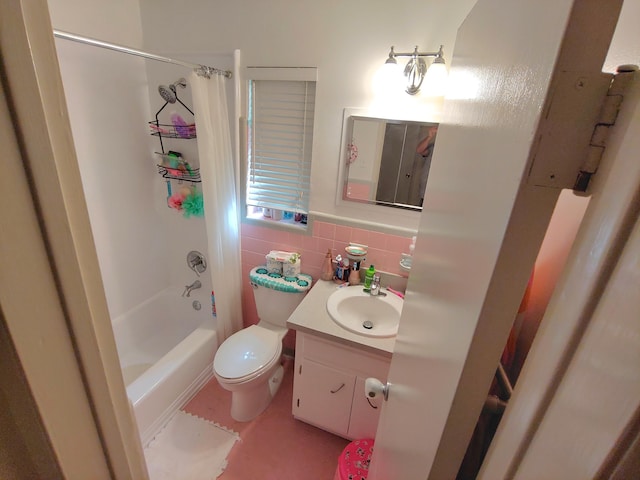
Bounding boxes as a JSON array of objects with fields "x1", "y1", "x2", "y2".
[{"x1": 183, "y1": 357, "x2": 349, "y2": 479}]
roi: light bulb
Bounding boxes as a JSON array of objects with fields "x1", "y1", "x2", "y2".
[
  {"x1": 423, "y1": 61, "x2": 448, "y2": 97},
  {"x1": 372, "y1": 62, "x2": 403, "y2": 97}
]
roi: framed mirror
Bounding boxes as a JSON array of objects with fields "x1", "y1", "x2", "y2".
[{"x1": 339, "y1": 112, "x2": 438, "y2": 210}]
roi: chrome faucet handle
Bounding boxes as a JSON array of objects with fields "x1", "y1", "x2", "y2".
[
  {"x1": 187, "y1": 251, "x2": 207, "y2": 277},
  {"x1": 182, "y1": 280, "x2": 202, "y2": 297}
]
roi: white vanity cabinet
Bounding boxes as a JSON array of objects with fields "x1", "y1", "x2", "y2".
[{"x1": 292, "y1": 332, "x2": 390, "y2": 440}]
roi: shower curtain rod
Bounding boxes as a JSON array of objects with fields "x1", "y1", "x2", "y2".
[{"x1": 53, "y1": 30, "x2": 232, "y2": 79}]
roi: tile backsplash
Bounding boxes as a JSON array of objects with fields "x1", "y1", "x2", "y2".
[{"x1": 240, "y1": 220, "x2": 413, "y2": 348}]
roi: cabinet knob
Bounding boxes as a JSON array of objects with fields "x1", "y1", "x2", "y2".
[{"x1": 365, "y1": 377, "x2": 390, "y2": 401}]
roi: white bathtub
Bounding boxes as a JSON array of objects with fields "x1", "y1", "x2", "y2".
[{"x1": 112, "y1": 287, "x2": 218, "y2": 446}]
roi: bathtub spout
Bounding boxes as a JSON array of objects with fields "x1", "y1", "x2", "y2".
[{"x1": 182, "y1": 280, "x2": 202, "y2": 297}]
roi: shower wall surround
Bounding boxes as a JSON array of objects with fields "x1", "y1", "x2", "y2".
[{"x1": 240, "y1": 221, "x2": 413, "y2": 350}]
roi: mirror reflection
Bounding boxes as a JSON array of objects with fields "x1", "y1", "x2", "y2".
[{"x1": 342, "y1": 116, "x2": 438, "y2": 210}]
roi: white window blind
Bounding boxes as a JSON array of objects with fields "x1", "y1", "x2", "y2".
[{"x1": 247, "y1": 76, "x2": 316, "y2": 214}]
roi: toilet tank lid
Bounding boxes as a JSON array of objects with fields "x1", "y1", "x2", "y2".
[{"x1": 250, "y1": 266, "x2": 312, "y2": 293}]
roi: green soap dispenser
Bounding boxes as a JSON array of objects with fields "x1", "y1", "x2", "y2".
[{"x1": 364, "y1": 264, "x2": 376, "y2": 290}]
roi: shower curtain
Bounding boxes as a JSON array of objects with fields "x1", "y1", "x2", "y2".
[{"x1": 190, "y1": 71, "x2": 243, "y2": 342}]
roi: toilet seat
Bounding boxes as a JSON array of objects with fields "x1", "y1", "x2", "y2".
[{"x1": 214, "y1": 325, "x2": 282, "y2": 383}]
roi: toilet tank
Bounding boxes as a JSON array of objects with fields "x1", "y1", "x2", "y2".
[{"x1": 249, "y1": 266, "x2": 312, "y2": 327}]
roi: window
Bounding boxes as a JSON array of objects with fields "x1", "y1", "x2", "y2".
[{"x1": 246, "y1": 67, "x2": 317, "y2": 227}]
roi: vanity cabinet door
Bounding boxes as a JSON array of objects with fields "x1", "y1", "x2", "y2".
[
  {"x1": 348, "y1": 376, "x2": 384, "y2": 439},
  {"x1": 293, "y1": 359, "x2": 356, "y2": 437}
]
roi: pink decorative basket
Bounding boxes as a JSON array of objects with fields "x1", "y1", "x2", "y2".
[{"x1": 333, "y1": 438, "x2": 374, "y2": 480}]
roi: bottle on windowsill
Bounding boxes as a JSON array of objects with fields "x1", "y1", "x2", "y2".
[{"x1": 321, "y1": 249, "x2": 333, "y2": 281}]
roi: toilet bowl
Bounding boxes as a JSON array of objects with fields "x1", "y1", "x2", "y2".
[
  {"x1": 213, "y1": 266, "x2": 312, "y2": 421},
  {"x1": 213, "y1": 325, "x2": 285, "y2": 421}
]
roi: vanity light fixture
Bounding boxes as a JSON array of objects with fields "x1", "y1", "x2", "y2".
[{"x1": 383, "y1": 44, "x2": 447, "y2": 96}]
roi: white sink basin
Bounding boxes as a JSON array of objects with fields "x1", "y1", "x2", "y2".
[{"x1": 326, "y1": 286, "x2": 403, "y2": 338}]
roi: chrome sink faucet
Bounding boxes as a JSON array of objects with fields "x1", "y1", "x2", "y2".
[
  {"x1": 369, "y1": 274, "x2": 386, "y2": 297},
  {"x1": 182, "y1": 279, "x2": 202, "y2": 297}
]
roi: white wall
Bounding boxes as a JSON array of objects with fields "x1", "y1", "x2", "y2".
[
  {"x1": 48, "y1": 0, "x2": 143, "y2": 47},
  {"x1": 47, "y1": 0, "x2": 232, "y2": 321},
  {"x1": 139, "y1": 0, "x2": 478, "y2": 232},
  {"x1": 49, "y1": 0, "x2": 170, "y2": 319},
  {"x1": 605, "y1": 0, "x2": 640, "y2": 74}
]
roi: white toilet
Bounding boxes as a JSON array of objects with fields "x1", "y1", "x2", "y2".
[{"x1": 213, "y1": 266, "x2": 312, "y2": 421}]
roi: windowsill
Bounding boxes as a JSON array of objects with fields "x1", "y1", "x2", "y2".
[{"x1": 244, "y1": 211, "x2": 311, "y2": 234}]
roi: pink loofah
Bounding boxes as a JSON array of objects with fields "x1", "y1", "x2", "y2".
[{"x1": 168, "y1": 192, "x2": 186, "y2": 210}]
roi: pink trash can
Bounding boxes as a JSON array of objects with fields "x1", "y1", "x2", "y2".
[{"x1": 333, "y1": 438, "x2": 374, "y2": 480}]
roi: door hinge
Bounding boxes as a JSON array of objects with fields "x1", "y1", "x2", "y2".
[
  {"x1": 299, "y1": 364, "x2": 302, "y2": 375},
  {"x1": 528, "y1": 65, "x2": 637, "y2": 192},
  {"x1": 573, "y1": 65, "x2": 638, "y2": 192}
]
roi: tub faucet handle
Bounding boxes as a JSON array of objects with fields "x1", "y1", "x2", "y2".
[
  {"x1": 187, "y1": 251, "x2": 207, "y2": 276},
  {"x1": 182, "y1": 279, "x2": 202, "y2": 297}
]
